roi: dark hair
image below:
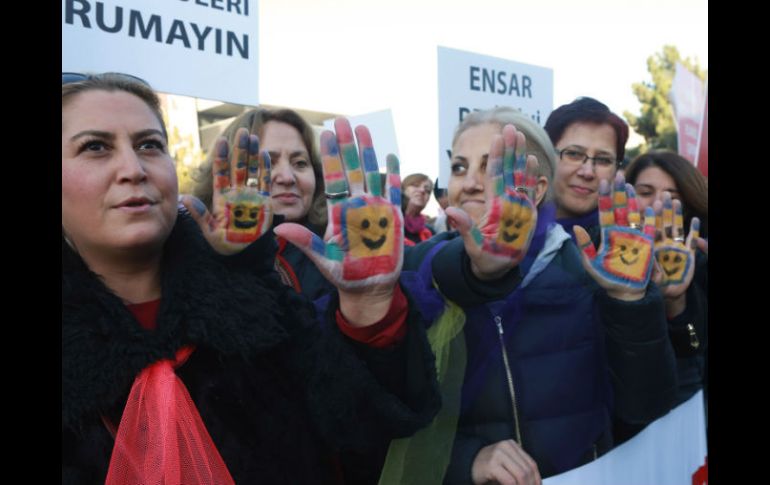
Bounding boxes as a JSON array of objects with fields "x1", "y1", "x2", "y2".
[
  {"x1": 544, "y1": 97, "x2": 629, "y2": 162},
  {"x1": 625, "y1": 150, "x2": 708, "y2": 237},
  {"x1": 62, "y1": 72, "x2": 167, "y2": 140},
  {"x1": 433, "y1": 178, "x2": 447, "y2": 199},
  {"x1": 193, "y1": 108, "x2": 326, "y2": 227}
]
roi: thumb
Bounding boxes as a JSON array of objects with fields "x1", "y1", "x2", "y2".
[
  {"x1": 180, "y1": 194, "x2": 214, "y2": 235},
  {"x1": 445, "y1": 206, "x2": 483, "y2": 254},
  {"x1": 274, "y1": 222, "x2": 326, "y2": 260},
  {"x1": 573, "y1": 225, "x2": 597, "y2": 261}
]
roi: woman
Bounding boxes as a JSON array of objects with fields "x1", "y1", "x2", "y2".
[
  {"x1": 385, "y1": 107, "x2": 677, "y2": 484},
  {"x1": 625, "y1": 150, "x2": 708, "y2": 407},
  {"x1": 193, "y1": 108, "x2": 333, "y2": 299},
  {"x1": 401, "y1": 173, "x2": 436, "y2": 245},
  {"x1": 62, "y1": 73, "x2": 439, "y2": 484}
]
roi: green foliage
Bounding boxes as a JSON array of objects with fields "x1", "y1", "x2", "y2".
[{"x1": 624, "y1": 45, "x2": 706, "y2": 153}]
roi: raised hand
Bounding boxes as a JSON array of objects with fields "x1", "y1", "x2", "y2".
[
  {"x1": 446, "y1": 124, "x2": 539, "y2": 279},
  {"x1": 274, "y1": 118, "x2": 404, "y2": 292},
  {"x1": 574, "y1": 173, "x2": 655, "y2": 300},
  {"x1": 180, "y1": 128, "x2": 272, "y2": 255},
  {"x1": 651, "y1": 191, "x2": 699, "y2": 299}
]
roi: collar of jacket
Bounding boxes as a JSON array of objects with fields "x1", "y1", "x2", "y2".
[{"x1": 62, "y1": 209, "x2": 293, "y2": 429}]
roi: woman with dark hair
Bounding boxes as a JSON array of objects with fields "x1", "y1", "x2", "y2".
[
  {"x1": 62, "y1": 73, "x2": 439, "y2": 485},
  {"x1": 625, "y1": 150, "x2": 708, "y2": 409},
  {"x1": 193, "y1": 108, "x2": 333, "y2": 299}
]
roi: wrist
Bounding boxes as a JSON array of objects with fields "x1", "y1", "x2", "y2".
[
  {"x1": 606, "y1": 287, "x2": 645, "y2": 302},
  {"x1": 664, "y1": 293, "x2": 687, "y2": 319}
]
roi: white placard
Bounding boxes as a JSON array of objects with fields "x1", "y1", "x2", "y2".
[
  {"x1": 62, "y1": 0, "x2": 259, "y2": 105},
  {"x1": 437, "y1": 46, "x2": 553, "y2": 188},
  {"x1": 323, "y1": 109, "x2": 400, "y2": 171}
]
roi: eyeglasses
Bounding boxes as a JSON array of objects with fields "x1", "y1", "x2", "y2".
[
  {"x1": 557, "y1": 148, "x2": 617, "y2": 170},
  {"x1": 62, "y1": 72, "x2": 150, "y2": 86}
]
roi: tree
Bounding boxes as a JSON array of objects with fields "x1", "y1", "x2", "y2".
[{"x1": 624, "y1": 45, "x2": 706, "y2": 153}]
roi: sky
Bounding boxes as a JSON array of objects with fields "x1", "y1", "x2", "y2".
[{"x1": 257, "y1": 0, "x2": 708, "y2": 199}]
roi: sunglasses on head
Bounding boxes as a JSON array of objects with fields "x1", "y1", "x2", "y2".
[{"x1": 62, "y1": 72, "x2": 150, "y2": 86}]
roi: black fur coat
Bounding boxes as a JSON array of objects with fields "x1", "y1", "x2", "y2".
[{"x1": 62, "y1": 210, "x2": 440, "y2": 484}]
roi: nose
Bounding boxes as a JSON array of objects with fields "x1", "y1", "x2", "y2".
[
  {"x1": 575, "y1": 159, "x2": 597, "y2": 179},
  {"x1": 271, "y1": 158, "x2": 295, "y2": 186},
  {"x1": 116, "y1": 148, "x2": 148, "y2": 184},
  {"x1": 462, "y1": 167, "x2": 484, "y2": 193}
]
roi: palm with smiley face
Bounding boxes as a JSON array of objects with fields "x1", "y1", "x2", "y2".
[
  {"x1": 651, "y1": 191, "x2": 699, "y2": 299},
  {"x1": 181, "y1": 128, "x2": 273, "y2": 255},
  {"x1": 446, "y1": 124, "x2": 540, "y2": 278},
  {"x1": 574, "y1": 174, "x2": 656, "y2": 295},
  {"x1": 274, "y1": 118, "x2": 404, "y2": 291}
]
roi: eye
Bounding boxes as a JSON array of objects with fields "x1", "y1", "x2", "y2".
[
  {"x1": 137, "y1": 139, "x2": 166, "y2": 152},
  {"x1": 620, "y1": 245, "x2": 627, "y2": 252},
  {"x1": 595, "y1": 156, "x2": 614, "y2": 167},
  {"x1": 249, "y1": 209, "x2": 258, "y2": 218},
  {"x1": 674, "y1": 255, "x2": 682, "y2": 263},
  {"x1": 77, "y1": 139, "x2": 109, "y2": 154},
  {"x1": 379, "y1": 217, "x2": 388, "y2": 228},
  {"x1": 361, "y1": 219, "x2": 370, "y2": 229},
  {"x1": 451, "y1": 162, "x2": 467, "y2": 176},
  {"x1": 234, "y1": 209, "x2": 244, "y2": 217},
  {"x1": 632, "y1": 248, "x2": 639, "y2": 255},
  {"x1": 292, "y1": 159, "x2": 310, "y2": 169},
  {"x1": 563, "y1": 149, "x2": 585, "y2": 161}
]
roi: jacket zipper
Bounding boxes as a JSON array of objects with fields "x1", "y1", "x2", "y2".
[
  {"x1": 495, "y1": 315, "x2": 523, "y2": 445},
  {"x1": 687, "y1": 323, "x2": 700, "y2": 349}
]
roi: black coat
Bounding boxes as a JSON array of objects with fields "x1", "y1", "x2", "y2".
[{"x1": 62, "y1": 211, "x2": 440, "y2": 484}]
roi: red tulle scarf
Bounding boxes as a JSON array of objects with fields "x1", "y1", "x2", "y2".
[{"x1": 105, "y1": 346, "x2": 235, "y2": 485}]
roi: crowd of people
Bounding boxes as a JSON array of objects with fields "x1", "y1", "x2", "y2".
[{"x1": 62, "y1": 72, "x2": 707, "y2": 484}]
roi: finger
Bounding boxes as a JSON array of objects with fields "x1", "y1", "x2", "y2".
[
  {"x1": 642, "y1": 206, "x2": 656, "y2": 238},
  {"x1": 180, "y1": 194, "x2": 214, "y2": 234},
  {"x1": 612, "y1": 173, "x2": 629, "y2": 227},
  {"x1": 258, "y1": 149, "x2": 271, "y2": 197},
  {"x1": 231, "y1": 127, "x2": 250, "y2": 187},
  {"x1": 525, "y1": 155, "x2": 539, "y2": 191},
  {"x1": 514, "y1": 131, "x2": 530, "y2": 192},
  {"x1": 335, "y1": 117, "x2": 365, "y2": 196},
  {"x1": 672, "y1": 198, "x2": 685, "y2": 241},
  {"x1": 686, "y1": 217, "x2": 701, "y2": 250},
  {"x1": 445, "y1": 206, "x2": 483, "y2": 254},
  {"x1": 354, "y1": 125, "x2": 382, "y2": 197},
  {"x1": 385, "y1": 154, "x2": 402, "y2": 207},
  {"x1": 651, "y1": 257, "x2": 664, "y2": 286},
  {"x1": 597, "y1": 179, "x2": 614, "y2": 227},
  {"x1": 653, "y1": 199, "x2": 664, "y2": 243},
  {"x1": 696, "y1": 236, "x2": 708, "y2": 255},
  {"x1": 487, "y1": 133, "x2": 505, "y2": 197},
  {"x1": 574, "y1": 225, "x2": 597, "y2": 261},
  {"x1": 274, "y1": 222, "x2": 341, "y2": 263},
  {"x1": 320, "y1": 130, "x2": 349, "y2": 213},
  {"x1": 625, "y1": 184, "x2": 642, "y2": 230},
  {"x1": 662, "y1": 191, "x2": 674, "y2": 240},
  {"x1": 212, "y1": 137, "x2": 231, "y2": 215},
  {"x1": 503, "y1": 124, "x2": 517, "y2": 189},
  {"x1": 508, "y1": 440, "x2": 540, "y2": 481}
]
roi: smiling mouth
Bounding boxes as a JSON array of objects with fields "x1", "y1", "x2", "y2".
[
  {"x1": 501, "y1": 232, "x2": 519, "y2": 243},
  {"x1": 363, "y1": 235, "x2": 386, "y2": 250},
  {"x1": 620, "y1": 255, "x2": 639, "y2": 265},
  {"x1": 234, "y1": 220, "x2": 258, "y2": 229},
  {"x1": 664, "y1": 266, "x2": 680, "y2": 276}
]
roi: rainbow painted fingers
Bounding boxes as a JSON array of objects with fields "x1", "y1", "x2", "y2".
[
  {"x1": 181, "y1": 128, "x2": 272, "y2": 255},
  {"x1": 274, "y1": 118, "x2": 404, "y2": 290},
  {"x1": 446, "y1": 124, "x2": 539, "y2": 277},
  {"x1": 574, "y1": 174, "x2": 655, "y2": 292},
  {"x1": 652, "y1": 191, "x2": 699, "y2": 295}
]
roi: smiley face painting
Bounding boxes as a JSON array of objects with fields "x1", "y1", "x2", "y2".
[
  {"x1": 602, "y1": 229, "x2": 653, "y2": 283},
  {"x1": 495, "y1": 194, "x2": 534, "y2": 252},
  {"x1": 656, "y1": 247, "x2": 690, "y2": 284},
  {"x1": 339, "y1": 197, "x2": 402, "y2": 280},
  {"x1": 225, "y1": 198, "x2": 266, "y2": 243}
]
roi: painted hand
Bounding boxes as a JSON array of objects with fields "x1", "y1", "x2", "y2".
[
  {"x1": 180, "y1": 128, "x2": 272, "y2": 255},
  {"x1": 574, "y1": 173, "x2": 655, "y2": 298},
  {"x1": 446, "y1": 124, "x2": 539, "y2": 280},
  {"x1": 651, "y1": 191, "x2": 699, "y2": 299},
  {"x1": 274, "y1": 118, "x2": 404, "y2": 292}
]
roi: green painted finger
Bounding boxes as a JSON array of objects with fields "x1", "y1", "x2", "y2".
[
  {"x1": 335, "y1": 118, "x2": 365, "y2": 196},
  {"x1": 385, "y1": 154, "x2": 402, "y2": 207},
  {"x1": 354, "y1": 125, "x2": 382, "y2": 197},
  {"x1": 487, "y1": 134, "x2": 505, "y2": 197},
  {"x1": 613, "y1": 174, "x2": 629, "y2": 226}
]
